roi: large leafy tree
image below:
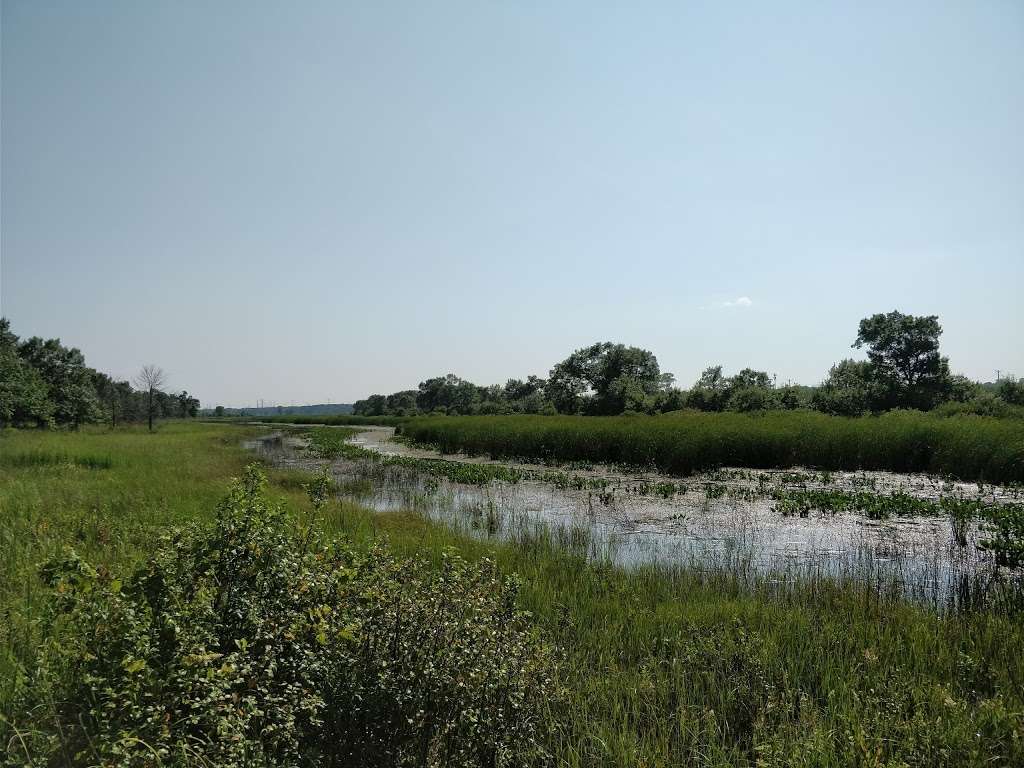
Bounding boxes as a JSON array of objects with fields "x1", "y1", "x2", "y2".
[
  {"x1": 416, "y1": 374, "x2": 480, "y2": 415},
  {"x1": 853, "y1": 311, "x2": 950, "y2": 410},
  {"x1": 17, "y1": 335, "x2": 102, "y2": 427},
  {"x1": 547, "y1": 342, "x2": 671, "y2": 415},
  {"x1": 385, "y1": 390, "x2": 419, "y2": 415},
  {"x1": 0, "y1": 319, "x2": 54, "y2": 427}
]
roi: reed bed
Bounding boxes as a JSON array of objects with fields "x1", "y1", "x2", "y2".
[{"x1": 398, "y1": 411, "x2": 1024, "y2": 483}]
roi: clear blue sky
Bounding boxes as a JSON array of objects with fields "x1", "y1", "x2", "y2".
[{"x1": 2, "y1": 1, "x2": 1022, "y2": 406}]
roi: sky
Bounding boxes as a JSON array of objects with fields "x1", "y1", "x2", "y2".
[{"x1": 2, "y1": 1, "x2": 1022, "y2": 407}]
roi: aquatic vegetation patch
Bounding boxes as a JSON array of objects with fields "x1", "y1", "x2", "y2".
[
  {"x1": 979, "y1": 505, "x2": 1024, "y2": 568},
  {"x1": 771, "y1": 489, "x2": 941, "y2": 519}
]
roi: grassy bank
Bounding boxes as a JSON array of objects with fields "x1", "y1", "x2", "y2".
[
  {"x1": 398, "y1": 410, "x2": 1024, "y2": 483},
  {"x1": 0, "y1": 422, "x2": 326, "y2": 708},
  {"x1": 3, "y1": 423, "x2": 1023, "y2": 765}
]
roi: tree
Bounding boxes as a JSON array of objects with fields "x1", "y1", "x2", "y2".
[
  {"x1": 812, "y1": 359, "x2": 880, "y2": 416},
  {"x1": 686, "y1": 366, "x2": 730, "y2": 412},
  {"x1": 134, "y1": 365, "x2": 167, "y2": 432},
  {"x1": 177, "y1": 390, "x2": 200, "y2": 418},
  {"x1": 853, "y1": 311, "x2": 949, "y2": 410},
  {"x1": 17, "y1": 334, "x2": 101, "y2": 427},
  {"x1": 385, "y1": 390, "x2": 419, "y2": 415},
  {"x1": 92, "y1": 371, "x2": 121, "y2": 428},
  {"x1": 547, "y1": 342, "x2": 671, "y2": 415},
  {"x1": 416, "y1": 374, "x2": 480, "y2": 415},
  {"x1": 353, "y1": 394, "x2": 387, "y2": 416},
  {"x1": 0, "y1": 319, "x2": 54, "y2": 427},
  {"x1": 724, "y1": 368, "x2": 776, "y2": 412},
  {"x1": 777, "y1": 386, "x2": 805, "y2": 411},
  {"x1": 731, "y1": 368, "x2": 773, "y2": 390},
  {"x1": 214, "y1": 405, "x2": 226, "y2": 417},
  {"x1": 998, "y1": 378, "x2": 1024, "y2": 406}
]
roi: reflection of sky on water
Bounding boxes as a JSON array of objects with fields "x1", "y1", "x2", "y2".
[{"x1": 248, "y1": 431, "x2": 1022, "y2": 608}]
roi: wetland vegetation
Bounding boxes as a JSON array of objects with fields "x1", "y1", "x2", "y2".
[
  {"x1": 3, "y1": 422, "x2": 1024, "y2": 767},
  {"x1": 397, "y1": 410, "x2": 1024, "y2": 484}
]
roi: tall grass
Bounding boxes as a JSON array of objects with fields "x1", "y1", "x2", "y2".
[
  {"x1": 0, "y1": 422, "x2": 323, "y2": 709},
  {"x1": 398, "y1": 411, "x2": 1024, "y2": 483}
]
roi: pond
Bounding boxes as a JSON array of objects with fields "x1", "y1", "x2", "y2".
[{"x1": 247, "y1": 427, "x2": 1023, "y2": 609}]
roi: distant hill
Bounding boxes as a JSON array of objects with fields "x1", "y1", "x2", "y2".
[{"x1": 201, "y1": 403, "x2": 354, "y2": 417}]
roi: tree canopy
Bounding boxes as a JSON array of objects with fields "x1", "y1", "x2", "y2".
[
  {"x1": 0, "y1": 318, "x2": 200, "y2": 429},
  {"x1": 350, "y1": 313, "x2": 1018, "y2": 419}
]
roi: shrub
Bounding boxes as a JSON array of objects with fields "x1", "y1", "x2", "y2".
[
  {"x1": 934, "y1": 394, "x2": 1024, "y2": 419},
  {"x1": 4, "y1": 466, "x2": 556, "y2": 767}
]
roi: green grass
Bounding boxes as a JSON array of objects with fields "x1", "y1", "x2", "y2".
[
  {"x1": 398, "y1": 410, "x2": 1024, "y2": 483},
  {"x1": 2, "y1": 423, "x2": 1023, "y2": 765},
  {"x1": 0, "y1": 422, "x2": 326, "y2": 707}
]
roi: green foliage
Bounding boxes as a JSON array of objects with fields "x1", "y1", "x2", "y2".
[
  {"x1": 979, "y1": 505, "x2": 1024, "y2": 568},
  {"x1": 812, "y1": 359, "x2": 881, "y2": 416},
  {"x1": 305, "y1": 426, "x2": 363, "y2": 458},
  {"x1": 0, "y1": 319, "x2": 200, "y2": 429},
  {"x1": 998, "y1": 378, "x2": 1024, "y2": 406},
  {"x1": 0, "y1": 321, "x2": 54, "y2": 427},
  {"x1": 854, "y1": 310, "x2": 949, "y2": 409},
  {"x1": 934, "y1": 393, "x2": 1024, "y2": 419},
  {"x1": 547, "y1": 342, "x2": 671, "y2": 415},
  {"x1": 398, "y1": 411, "x2": 1024, "y2": 483},
  {"x1": 683, "y1": 366, "x2": 788, "y2": 413},
  {"x1": 347, "y1": 318, "x2": 1010, "y2": 419},
  {"x1": 16, "y1": 335, "x2": 103, "y2": 427},
  {"x1": 5, "y1": 466, "x2": 556, "y2": 767}
]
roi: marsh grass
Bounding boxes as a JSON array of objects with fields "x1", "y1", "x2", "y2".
[
  {"x1": 0, "y1": 449, "x2": 113, "y2": 470},
  {"x1": 398, "y1": 411, "x2": 1024, "y2": 483},
  {"x1": 3, "y1": 423, "x2": 1024, "y2": 766}
]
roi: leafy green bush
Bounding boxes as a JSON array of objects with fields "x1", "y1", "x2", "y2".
[{"x1": 4, "y1": 466, "x2": 556, "y2": 767}]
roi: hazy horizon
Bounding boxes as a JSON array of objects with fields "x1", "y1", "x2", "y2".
[{"x1": 3, "y1": 1, "x2": 1022, "y2": 406}]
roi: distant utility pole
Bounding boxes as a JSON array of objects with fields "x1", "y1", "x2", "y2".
[{"x1": 996, "y1": 370, "x2": 1001, "y2": 382}]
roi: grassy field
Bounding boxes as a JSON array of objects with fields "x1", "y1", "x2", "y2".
[
  {"x1": 0, "y1": 423, "x2": 328, "y2": 706},
  {"x1": 397, "y1": 410, "x2": 1024, "y2": 483},
  {"x1": 2, "y1": 422, "x2": 1023, "y2": 765}
]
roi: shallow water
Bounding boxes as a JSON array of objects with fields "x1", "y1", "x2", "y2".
[{"x1": 247, "y1": 428, "x2": 1022, "y2": 608}]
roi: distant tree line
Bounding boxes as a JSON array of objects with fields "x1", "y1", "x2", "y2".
[
  {"x1": 0, "y1": 318, "x2": 199, "y2": 429},
  {"x1": 204, "y1": 403, "x2": 355, "y2": 418},
  {"x1": 354, "y1": 311, "x2": 1023, "y2": 418}
]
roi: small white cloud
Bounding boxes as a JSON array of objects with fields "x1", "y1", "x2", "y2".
[{"x1": 721, "y1": 296, "x2": 753, "y2": 308}]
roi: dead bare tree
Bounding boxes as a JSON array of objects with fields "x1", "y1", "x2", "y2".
[{"x1": 134, "y1": 364, "x2": 167, "y2": 432}]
